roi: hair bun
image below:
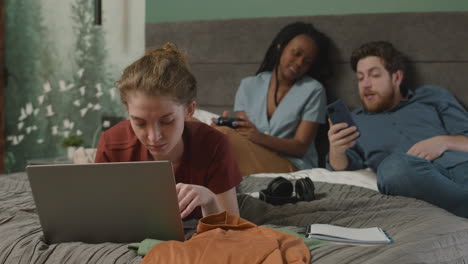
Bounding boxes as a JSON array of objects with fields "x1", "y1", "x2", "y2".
[
  {"x1": 118, "y1": 41, "x2": 197, "y2": 106},
  {"x1": 145, "y1": 42, "x2": 187, "y2": 65}
]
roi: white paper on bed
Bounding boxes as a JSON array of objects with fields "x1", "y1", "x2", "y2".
[
  {"x1": 306, "y1": 224, "x2": 392, "y2": 244},
  {"x1": 250, "y1": 168, "x2": 378, "y2": 191}
]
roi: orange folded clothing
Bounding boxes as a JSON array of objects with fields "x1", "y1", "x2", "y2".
[{"x1": 142, "y1": 211, "x2": 310, "y2": 264}]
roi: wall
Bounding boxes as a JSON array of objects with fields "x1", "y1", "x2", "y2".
[
  {"x1": 146, "y1": 0, "x2": 468, "y2": 23},
  {"x1": 4, "y1": 0, "x2": 145, "y2": 172}
]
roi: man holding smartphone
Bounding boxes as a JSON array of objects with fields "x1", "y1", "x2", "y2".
[{"x1": 327, "y1": 41, "x2": 468, "y2": 218}]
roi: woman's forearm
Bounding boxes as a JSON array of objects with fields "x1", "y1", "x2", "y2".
[
  {"x1": 201, "y1": 198, "x2": 222, "y2": 217},
  {"x1": 253, "y1": 133, "x2": 309, "y2": 157},
  {"x1": 252, "y1": 121, "x2": 320, "y2": 157},
  {"x1": 211, "y1": 188, "x2": 239, "y2": 216}
]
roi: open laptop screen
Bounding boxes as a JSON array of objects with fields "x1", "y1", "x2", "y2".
[{"x1": 27, "y1": 161, "x2": 184, "y2": 244}]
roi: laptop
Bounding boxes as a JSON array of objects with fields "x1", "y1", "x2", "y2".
[{"x1": 27, "y1": 161, "x2": 185, "y2": 244}]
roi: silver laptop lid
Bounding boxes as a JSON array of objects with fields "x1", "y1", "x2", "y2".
[{"x1": 27, "y1": 161, "x2": 184, "y2": 244}]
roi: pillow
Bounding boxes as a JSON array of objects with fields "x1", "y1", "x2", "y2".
[
  {"x1": 193, "y1": 109, "x2": 219, "y2": 125},
  {"x1": 250, "y1": 168, "x2": 378, "y2": 191}
]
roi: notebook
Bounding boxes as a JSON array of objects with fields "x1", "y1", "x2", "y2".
[
  {"x1": 27, "y1": 161, "x2": 185, "y2": 244},
  {"x1": 306, "y1": 224, "x2": 393, "y2": 244}
]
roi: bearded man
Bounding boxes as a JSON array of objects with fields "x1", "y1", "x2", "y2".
[{"x1": 327, "y1": 41, "x2": 468, "y2": 218}]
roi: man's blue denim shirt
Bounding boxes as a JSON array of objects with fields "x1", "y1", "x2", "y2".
[{"x1": 327, "y1": 85, "x2": 468, "y2": 171}]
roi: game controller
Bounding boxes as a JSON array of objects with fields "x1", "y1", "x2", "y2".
[{"x1": 216, "y1": 117, "x2": 244, "y2": 128}]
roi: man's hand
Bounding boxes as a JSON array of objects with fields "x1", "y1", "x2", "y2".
[
  {"x1": 328, "y1": 120, "x2": 360, "y2": 154},
  {"x1": 327, "y1": 119, "x2": 360, "y2": 170},
  {"x1": 407, "y1": 136, "x2": 448, "y2": 161},
  {"x1": 176, "y1": 183, "x2": 218, "y2": 219}
]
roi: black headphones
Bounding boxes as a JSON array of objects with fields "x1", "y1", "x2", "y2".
[{"x1": 259, "y1": 176, "x2": 315, "y2": 205}]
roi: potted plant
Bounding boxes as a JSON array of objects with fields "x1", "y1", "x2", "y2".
[{"x1": 61, "y1": 135, "x2": 84, "y2": 160}]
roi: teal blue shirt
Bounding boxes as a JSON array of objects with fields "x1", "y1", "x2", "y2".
[
  {"x1": 234, "y1": 72, "x2": 327, "y2": 169},
  {"x1": 343, "y1": 85, "x2": 468, "y2": 171}
]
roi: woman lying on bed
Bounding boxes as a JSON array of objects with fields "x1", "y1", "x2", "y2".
[
  {"x1": 94, "y1": 43, "x2": 242, "y2": 220},
  {"x1": 213, "y1": 22, "x2": 333, "y2": 176}
]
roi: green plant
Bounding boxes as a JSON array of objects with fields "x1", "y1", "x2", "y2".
[
  {"x1": 61, "y1": 135, "x2": 84, "y2": 148},
  {"x1": 4, "y1": 152, "x2": 16, "y2": 174}
]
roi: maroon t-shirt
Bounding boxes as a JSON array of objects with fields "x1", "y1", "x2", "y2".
[{"x1": 95, "y1": 120, "x2": 242, "y2": 219}]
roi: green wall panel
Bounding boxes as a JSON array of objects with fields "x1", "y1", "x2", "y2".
[{"x1": 146, "y1": 0, "x2": 468, "y2": 23}]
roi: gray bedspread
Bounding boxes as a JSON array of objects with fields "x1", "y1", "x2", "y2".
[
  {"x1": 238, "y1": 177, "x2": 468, "y2": 264},
  {"x1": 1, "y1": 172, "x2": 468, "y2": 264}
]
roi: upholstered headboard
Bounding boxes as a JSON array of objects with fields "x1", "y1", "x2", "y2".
[
  {"x1": 146, "y1": 12, "x2": 468, "y2": 165},
  {"x1": 146, "y1": 12, "x2": 468, "y2": 113}
]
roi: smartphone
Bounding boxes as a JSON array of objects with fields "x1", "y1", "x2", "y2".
[{"x1": 327, "y1": 99, "x2": 358, "y2": 129}]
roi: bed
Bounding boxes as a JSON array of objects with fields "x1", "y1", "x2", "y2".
[
  {"x1": 2, "y1": 170, "x2": 468, "y2": 263},
  {"x1": 2, "y1": 11, "x2": 468, "y2": 263}
]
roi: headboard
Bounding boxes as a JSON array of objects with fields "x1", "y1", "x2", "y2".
[
  {"x1": 146, "y1": 12, "x2": 468, "y2": 113},
  {"x1": 146, "y1": 12, "x2": 468, "y2": 166}
]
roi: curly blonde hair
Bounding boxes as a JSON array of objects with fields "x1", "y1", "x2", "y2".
[{"x1": 117, "y1": 43, "x2": 197, "y2": 106}]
